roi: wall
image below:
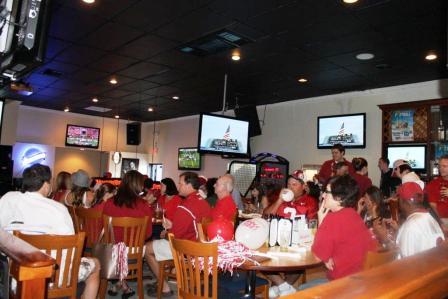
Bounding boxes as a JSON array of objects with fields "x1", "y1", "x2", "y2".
[
  {"x1": 54, "y1": 147, "x2": 108, "y2": 178},
  {"x1": 108, "y1": 151, "x2": 151, "y2": 178},
  {"x1": 1, "y1": 100, "x2": 20, "y2": 145}
]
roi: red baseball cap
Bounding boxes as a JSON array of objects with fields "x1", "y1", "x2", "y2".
[
  {"x1": 289, "y1": 170, "x2": 305, "y2": 183},
  {"x1": 198, "y1": 175, "x2": 208, "y2": 186},
  {"x1": 397, "y1": 182, "x2": 423, "y2": 203}
]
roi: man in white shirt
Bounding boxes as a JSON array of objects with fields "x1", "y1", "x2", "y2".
[{"x1": 0, "y1": 164, "x2": 99, "y2": 299}]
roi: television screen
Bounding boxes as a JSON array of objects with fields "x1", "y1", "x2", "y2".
[
  {"x1": 0, "y1": 100, "x2": 4, "y2": 142},
  {"x1": 198, "y1": 113, "x2": 249, "y2": 157},
  {"x1": 387, "y1": 145, "x2": 426, "y2": 170},
  {"x1": 178, "y1": 148, "x2": 201, "y2": 170},
  {"x1": 65, "y1": 125, "x2": 100, "y2": 149},
  {"x1": 317, "y1": 113, "x2": 366, "y2": 149}
]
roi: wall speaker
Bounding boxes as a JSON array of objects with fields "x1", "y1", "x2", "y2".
[
  {"x1": 235, "y1": 106, "x2": 262, "y2": 137},
  {"x1": 126, "y1": 122, "x2": 141, "y2": 145}
]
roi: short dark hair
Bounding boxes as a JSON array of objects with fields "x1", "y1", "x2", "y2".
[
  {"x1": 161, "y1": 177, "x2": 178, "y2": 196},
  {"x1": 352, "y1": 157, "x2": 368, "y2": 172},
  {"x1": 380, "y1": 157, "x2": 390, "y2": 165},
  {"x1": 332, "y1": 143, "x2": 345, "y2": 155},
  {"x1": 334, "y1": 161, "x2": 348, "y2": 170},
  {"x1": 180, "y1": 171, "x2": 200, "y2": 190},
  {"x1": 439, "y1": 155, "x2": 448, "y2": 162},
  {"x1": 398, "y1": 163, "x2": 412, "y2": 173},
  {"x1": 21, "y1": 164, "x2": 51, "y2": 192},
  {"x1": 143, "y1": 178, "x2": 154, "y2": 190},
  {"x1": 328, "y1": 175, "x2": 359, "y2": 208}
]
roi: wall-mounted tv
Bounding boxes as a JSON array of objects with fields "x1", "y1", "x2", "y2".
[
  {"x1": 198, "y1": 113, "x2": 250, "y2": 157},
  {"x1": 317, "y1": 113, "x2": 366, "y2": 149},
  {"x1": 387, "y1": 144, "x2": 426, "y2": 170},
  {"x1": 178, "y1": 147, "x2": 201, "y2": 170},
  {"x1": 0, "y1": 100, "x2": 4, "y2": 142},
  {"x1": 65, "y1": 124, "x2": 100, "y2": 149}
]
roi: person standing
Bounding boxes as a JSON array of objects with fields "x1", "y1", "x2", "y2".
[
  {"x1": 425, "y1": 155, "x2": 448, "y2": 231},
  {"x1": 316, "y1": 144, "x2": 354, "y2": 185},
  {"x1": 378, "y1": 157, "x2": 401, "y2": 197}
]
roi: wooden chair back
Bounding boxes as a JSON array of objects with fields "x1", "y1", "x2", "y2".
[
  {"x1": 102, "y1": 216, "x2": 148, "y2": 279},
  {"x1": 363, "y1": 248, "x2": 398, "y2": 270},
  {"x1": 14, "y1": 232, "x2": 86, "y2": 299},
  {"x1": 76, "y1": 207, "x2": 103, "y2": 256},
  {"x1": 67, "y1": 206, "x2": 80, "y2": 233},
  {"x1": 197, "y1": 223, "x2": 207, "y2": 242},
  {"x1": 168, "y1": 234, "x2": 218, "y2": 299}
]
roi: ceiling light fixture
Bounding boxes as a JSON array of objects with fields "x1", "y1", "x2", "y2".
[
  {"x1": 231, "y1": 53, "x2": 241, "y2": 61},
  {"x1": 109, "y1": 77, "x2": 118, "y2": 85},
  {"x1": 148, "y1": 107, "x2": 154, "y2": 112},
  {"x1": 92, "y1": 97, "x2": 98, "y2": 102},
  {"x1": 64, "y1": 107, "x2": 69, "y2": 112},
  {"x1": 343, "y1": 0, "x2": 358, "y2": 3},
  {"x1": 298, "y1": 78, "x2": 308, "y2": 83},
  {"x1": 425, "y1": 53, "x2": 437, "y2": 61},
  {"x1": 356, "y1": 53, "x2": 375, "y2": 60},
  {"x1": 82, "y1": 0, "x2": 95, "y2": 3},
  {"x1": 114, "y1": 115, "x2": 120, "y2": 119},
  {"x1": 172, "y1": 96, "x2": 179, "y2": 100}
]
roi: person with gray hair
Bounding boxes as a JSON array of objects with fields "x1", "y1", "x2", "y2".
[{"x1": 211, "y1": 174, "x2": 237, "y2": 221}]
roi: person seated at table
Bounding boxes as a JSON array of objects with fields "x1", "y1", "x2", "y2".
[
  {"x1": 103, "y1": 170, "x2": 153, "y2": 298},
  {"x1": 205, "y1": 177, "x2": 218, "y2": 207},
  {"x1": 0, "y1": 164, "x2": 100, "y2": 299},
  {"x1": 357, "y1": 186, "x2": 391, "y2": 229},
  {"x1": 351, "y1": 157, "x2": 373, "y2": 197},
  {"x1": 305, "y1": 175, "x2": 376, "y2": 289},
  {"x1": 145, "y1": 172, "x2": 211, "y2": 296},
  {"x1": 90, "y1": 182, "x2": 116, "y2": 211},
  {"x1": 393, "y1": 159, "x2": 424, "y2": 189},
  {"x1": 244, "y1": 182, "x2": 269, "y2": 213},
  {"x1": 51, "y1": 171, "x2": 71, "y2": 202},
  {"x1": 334, "y1": 161, "x2": 349, "y2": 177},
  {"x1": 156, "y1": 177, "x2": 182, "y2": 239},
  {"x1": 373, "y1": 182, "x2": 445, "y2": 258},
  {"x1": 210, "y1": 174, "x2": 237, "y2": 222},
  {"x1": 63, "y1": 169, "x2": 95, "y2": 208}
]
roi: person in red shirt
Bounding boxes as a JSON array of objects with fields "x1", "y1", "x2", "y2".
[
  {"x1": 51, "y1": 171, "x2": 71, "y2": 202},
  {"x1": 102, "y1": 170, "x2": 153, "y2": 297},
  {"x1": 211, "y1": 174, "x2": 237, "y2": 221},
  {"x1": 308, "y1": 175, "x2": 376, "y2": 288},
  {"x1": 145, "y1": 172, "x2": 211, "y2": 296},
  {"x1": 158, "y1": 177, "x2": 182, "y2": 221},
  {"x1": 425, "y1": 155, "x2": 448, "y2": 232},
  {"x1": 90, "y1": 182, "x2": 116, "y2": 211},
  {"x1": 351, "y1": 157, "x2": 373, "y2": 197},
  {"x1": 316, "y1": 143, "x2": 355, "y2": 185}
]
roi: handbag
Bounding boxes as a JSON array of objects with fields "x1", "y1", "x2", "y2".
[{"x1": 92, "y1": 217, "x2": 128, "y2": 280}]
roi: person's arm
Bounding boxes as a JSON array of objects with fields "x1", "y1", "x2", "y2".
[{"x1": 263, "y1": 197, "x2": 283, "y2": 215}]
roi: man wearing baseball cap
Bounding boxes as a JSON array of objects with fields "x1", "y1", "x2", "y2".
[
  {"x1": 393, "y1": 159, "x2": 424, "y2": 190},
  {"x1": 374, "y1": 182, "x2": 444, "y2": 258}
]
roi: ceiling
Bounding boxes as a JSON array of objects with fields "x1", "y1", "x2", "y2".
[{"x1": 4, "y1": 0, "x2": 448, "y2": 122}]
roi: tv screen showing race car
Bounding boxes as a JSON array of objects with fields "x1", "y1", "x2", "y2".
[{"x1": 317, "y1": 113, "x2": 366, "y2": 149}]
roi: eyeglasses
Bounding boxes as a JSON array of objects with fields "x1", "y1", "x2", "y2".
[{"x1": 323, "y1": 190, "x2": 333, "y2": 194}]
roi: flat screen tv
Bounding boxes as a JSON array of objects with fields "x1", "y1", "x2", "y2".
[
  {"x1": 178, "y1": 147, "x2": 201, "y2": 170},
  {"x1": 387, "y1": 144, "x2": 426, "y2": 170},
  {"x1": 317, "y1": 113, "x2": 366, "y2": 149},
  {"x1": 65, "y1": 124, "x2": 100, "y2": 149},
  {"x1": 198, "y1": 113, "x2": 250, "y2": 157},
  {"x1": 0, "y1": 100, "x2": 4, "y2": 142}
]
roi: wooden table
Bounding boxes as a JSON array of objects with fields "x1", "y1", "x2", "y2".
[{"x1": 238, "y1": 245, "x2": 323, "y2": 298}]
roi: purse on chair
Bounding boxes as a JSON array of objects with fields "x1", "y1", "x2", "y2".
[{"x1": 92, "y1": 217, "x2": 128, "y2": 280}]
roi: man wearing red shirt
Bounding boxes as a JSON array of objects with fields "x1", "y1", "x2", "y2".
[
  {"x1": 425, "y1": 155, "x2": 448, "y2": 231},
  {"x1": 211, "y1": 174, "x2": 237, "y2": 221},
  {"x1": 145, "y1": 172, "x2": 211, "y2": 296},
  {"x1": 316, "y1": 143, "x2": 354, "y2": 185}
]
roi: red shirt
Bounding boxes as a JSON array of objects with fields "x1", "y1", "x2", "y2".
[
  {"x1": 103, "y1": 198, "x2": 153, "y2": 243},
  {"x1": 171, "y1": 192, "x2": 211, "y2": 241},
  {"x1": 211, "y1": 195, "x2": 237, "y2": 221},
  {"x1": 318, "y1": 159, "x2": 354, "y2": 184},
  {"x1": 52, "y1": 190, "x2": 67, "y2": 203},
  {"x1": 352, "y1": 173, "x2": 373, "y2": 197},
  {"x1": 425, "y1": 176, "x2": 448, "y2": 217},
  {"x1": 312, "y1": 208, "x2": 376, "y2": 280},
  {"x1": 276, "y1": 194, "x2": 318, "y2": 220},
  {"x1": 158, "y1": 194, "x2": 182, "y2": 221}
]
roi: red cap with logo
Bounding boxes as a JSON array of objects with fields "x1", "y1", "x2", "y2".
[
  {"x1": 289, "y1": 170, "x2": 305, "y2": 183},
  {"x1": 397, "y1": 182, "x2": 423, "y2": 203}
]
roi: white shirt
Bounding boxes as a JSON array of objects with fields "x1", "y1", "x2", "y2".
[
  {"x1": 401, "y1": 171, "x2": 425, "y2": 190},
  {"x1": 0, "y1": 191, "x2": 74, "y2": 235},
  {"x1": 396, "y1": 211, "x2": 444, "y2": 258}
]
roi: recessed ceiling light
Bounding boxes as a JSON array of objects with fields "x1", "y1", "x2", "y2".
[
  {"x1": 356, "y1": 53, "x2": 375, "y2": 60},
  {"x1": 343, "y1": 0, "x2": 358, "y2": 3},
  {"x1": 114, "y1": 115, "x2": 120, "y2": 119},
  {"x1": 109, "y1": 77, "x2": 118, "y2": 84},
  {"x1": 82, "y1": 0, "x2": 95, "y2": 3},
  {"x1": 64, "y1": 107, "x2": 69, "y2": 112},
  {"x1": 425, "y1": 53, "x2": 437, "y2": 61},
  {"x1": 298, "y1": 78, "x2": 308, "y2": 83},
  {"x1": 148, "y1": 107, "x2": 154, "y2": 112},
  {"x1": 172, "y1": 96, "x2": 180, "y2": 100},
  {"x1": 92, "y1": 97, "x2": 98, "y2": 102},
  {"x1": 231, "y1": 53, "x2": 241, "y2": 61}
]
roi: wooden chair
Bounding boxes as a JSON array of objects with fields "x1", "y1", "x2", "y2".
[
  {"x1": 98, "y1": 216, "x2": 148, "y2": 299},
  {"x1": 168, "y1": 233, "x2": 218, "y2": 299},
  {"x1": 14, "y1": 232, "x2": 86, "y2": 299},
  {"x1": 75, "y1": 207, "x2": 103, "y2": 256},
  {"x1": 363, "y1": 248, "x2": 398, "y2": 270},
  {"x1": 157, "y1": 260, "x2": 177, "y2": 299}
]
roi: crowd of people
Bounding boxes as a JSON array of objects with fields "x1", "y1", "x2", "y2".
[{"x1": 0, "y1": 142, "x2": 446, "y2": 298}]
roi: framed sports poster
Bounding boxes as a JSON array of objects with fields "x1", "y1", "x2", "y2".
[{"x1": 391, "y1": 109, "x2": 415, "y2": 141}]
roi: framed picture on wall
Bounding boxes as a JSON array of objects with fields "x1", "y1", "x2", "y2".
[
  {"x1": 391, "y1": 109, "x2": 415, "y2": 141},
  {"x1": 121, "y1": 158, "x2": 139, "y2": 178}
]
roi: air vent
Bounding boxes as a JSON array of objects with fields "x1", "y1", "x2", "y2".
[
  {"x1": 42, "y1": 68, "x2": 63, "y2": 78},
  {"x1": 84, "y1": 106, "x2": 111, "y2": 113},
  {"x1": 178, "y1": 29, "x2": 252, "y2": 57}
]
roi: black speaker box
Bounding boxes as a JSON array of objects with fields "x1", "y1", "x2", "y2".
[
  {"x1": 235, "y1": 106, "x2": 262, "y2": 137},
  {"x1": 126, "y1": 122, "x2": 141, "y2": 145}
]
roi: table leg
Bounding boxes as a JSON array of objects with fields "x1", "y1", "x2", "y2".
[{"x1": 242, "y1": 270, "x2": 256, "y2": 299}]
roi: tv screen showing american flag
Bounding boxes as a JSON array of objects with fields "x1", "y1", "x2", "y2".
[
  {"x1": 317, "y1": 113, "x2": 366, "y2": 149},
  {"x1": 198, "y1": 113, "x2": 249, "y2": 156}
]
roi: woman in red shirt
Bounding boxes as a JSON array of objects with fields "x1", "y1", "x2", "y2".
[
  {"x1": 91, "y1": 183, "x2": 116, "y2": 211},
  {"x1": 157, "y1": 178, "x2": 181, "y2": 239},
  {"x1": 103, "y1": 170, "x2": 153, "y2": 298},
  {"x1": 351, "y1": 157, "x2": 373, "y2": 197},
  {"x1": 52, "y1": 171, "x2": 71, "y2": 202}
]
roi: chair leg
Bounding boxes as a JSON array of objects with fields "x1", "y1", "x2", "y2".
[
  {"x1": 157, "y1": 261, "x2": 166, "y2": 299},
  {"x1": 98, "y1": 279, "x2": 107, "y2": 299},
  {"x1": 301, "y1": 270, "x2": 307, "y2": 284}
]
